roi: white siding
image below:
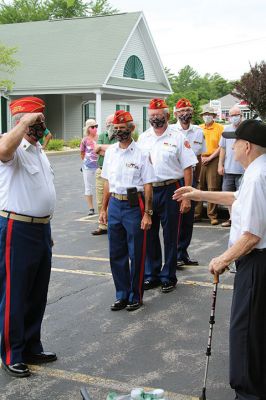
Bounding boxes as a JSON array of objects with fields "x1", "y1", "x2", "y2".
[
  {"x1": 101, "y1": 100, "x2": 149, "y2": 135},
  {"x1": 112, "y1": 26, "x2": 158, "y2": 83},
  {"x1": 64, "y1": 95, "x2": 83, "y2": 140}
]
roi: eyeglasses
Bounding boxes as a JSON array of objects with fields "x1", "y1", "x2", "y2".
[{"x1": 89, "y1": 125, "x2": 98, "y2": 129}]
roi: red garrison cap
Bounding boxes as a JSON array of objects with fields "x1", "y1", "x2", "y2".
[
  {"x1": 175, "y1": 98, "x2": 192, "y2": 110},
  {"x1": 149, "y1": 98, "x2": 168, "y2": 109},
  {"x1": 10, "y1": 96, "x2": 45, "y2": 116},
  {"x1": 113, "y1": 110, "x2": 133, "y2": 124}
]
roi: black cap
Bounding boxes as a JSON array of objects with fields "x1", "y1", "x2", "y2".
[{"x1": 222, "y1": 119, "x2": 266, "y2": 147}]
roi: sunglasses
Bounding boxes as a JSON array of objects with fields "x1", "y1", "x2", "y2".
[{"x1": 89, "y1": 125, "x2": 98, "y2": 129}]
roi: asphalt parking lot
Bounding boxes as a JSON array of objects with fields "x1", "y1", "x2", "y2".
[{"x1": 0, "y1": 153, "x2": 235, "y2": 400}]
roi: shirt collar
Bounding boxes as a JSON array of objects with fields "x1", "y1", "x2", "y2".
[
  {"x1": 114, "y1": 139, "x2": 136, "y2": 153},
  {"x1": 20, "y1": 138, "x2": 41, "y2": 151},
  {"x1": 245, "y1": 154, "x2": 266, "y2": 176},
  {"x1": 176, "y1": 121, "x2": 194, "y2": 133}
]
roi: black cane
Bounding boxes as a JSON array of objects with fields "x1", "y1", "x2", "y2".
[
  {"x1": 199, "y1": 273, "x2": 219, "y2": 400},
  {"x1": 80, "y1": 387, "x2": 92, "y2": 400}
]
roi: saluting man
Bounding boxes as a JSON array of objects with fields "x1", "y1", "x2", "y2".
[
  {"x1": 99, "y1": 110, "x2": 155, "y2": 311},
  {"x1": 0, "y1": 97, "x2": 57, "y2": 378},
  {"x1": 138, "y1": 99, "x2": 197, "y2": 293}
]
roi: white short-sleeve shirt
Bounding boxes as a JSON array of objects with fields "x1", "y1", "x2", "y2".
[
  {"x1": 138, "y1": 125, "x2": 198, "y2": 182},
  {"x1": 219, "y1": 125, "x2": 244, "y2": 174},
  {"x1": 101, "y1": 140, "x2": 155, "y2": 194},
  {"x1": 0, "y1": 138, "x2": 56, "y2": 217},
  {"x1": 229, "y1": 154, "x2": 266, "y2": 248},
  {"x1": 175, "y1": 122, "x2": 206, "y2": 156}
]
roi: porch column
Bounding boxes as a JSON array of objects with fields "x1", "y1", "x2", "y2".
[{"x1": 95, "y1": 90, "x2": 102, "y2": 134}]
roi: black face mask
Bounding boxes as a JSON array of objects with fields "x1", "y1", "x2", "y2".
[
  {"x1": 28, "y1": 122, "x2": 46, "y2": 142},
  {"x1": 149, "y1": 117, "x2": 166, "y2": 129},
  {"x1": 114, "y1": 129, "x2": 131, "y2": 142},
  {"x1": 178, "y1": 113, "x2": 192, "y2": 124}
]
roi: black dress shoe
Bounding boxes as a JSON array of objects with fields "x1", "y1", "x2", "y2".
[
  {"x1": 176, "y1": 260, "x2": 185, "y2": 269},
  {"x1": 91, "y1": 228, "x2": 107, "y2": 236},
  {"x1": 23, "y1": 351, "x2": 57, "y2": 364},
  {"x1": 126, "y1": 302, "x2": 142, "y2": 311},
  {"x1": 161, "y1": 282, "x2": 177, "y2": 293},
  {"x1": 143, "y1": 280, "x2": 161, "y2": 290},
  {"x1": 1, "y1": 362, "x2": 30, "y2": 378},
  {"x1": 110, "y1": 299, "x2": 128, "y2": 311},
  {"x1": 183, "y1": 258, "x2": 199, "y2": 266}
]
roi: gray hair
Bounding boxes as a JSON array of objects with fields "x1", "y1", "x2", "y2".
[
  {"x1": 148, "y1": 108, "x2": 169, "y2": 115},
  {"x1": 11, "y1": 112, "x2": 26, "y2": 128},
  {"x1": 252, "y1": 143, "x2": 266, "y2": 155}
]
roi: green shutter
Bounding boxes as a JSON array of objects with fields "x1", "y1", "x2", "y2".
[
  {"x1": 116, "y1": 104, "x2": 120, "y2": 111},
  {"x1": 126, "y1": 105, "x2": 130, "y2": 112},
  {"x1": 143, "y1": 107, "x2": 147, "y2": 132}
]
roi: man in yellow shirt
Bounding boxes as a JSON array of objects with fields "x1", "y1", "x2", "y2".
[{"x1": 194, "y1": 106, "x2": 224, "y2": 225}]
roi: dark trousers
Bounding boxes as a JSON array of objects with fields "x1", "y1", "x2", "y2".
[
  {"x1": 108, "y1": 196, "x2": 146, "y2": 303},
  {"x1": 0, "y1": 217, "x2": 52, "y2": 365},
  {"x1": 230, "y1": 250, "x2": 266, "y2": 398},
  {"x1": 145, "y1": 183, "x2": 179, "y2": 284},
  {"x1": 177, "y1": 177, "x2": 196, "y2": 261}
]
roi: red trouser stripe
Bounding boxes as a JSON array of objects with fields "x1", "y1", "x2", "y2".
[
  {"x1": 138, "y1": 196, "x2": 147, "y2": 302},
  {"x1": 4, "y1": 219, "x2": 14, "y2": 365},
  {"x1": 175, "y1": 181, "x2": 182, "y2": 245}
]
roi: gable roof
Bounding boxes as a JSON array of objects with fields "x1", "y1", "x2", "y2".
[{"x1": 0, "y1": 12, "x2": 171, "y2": 95}]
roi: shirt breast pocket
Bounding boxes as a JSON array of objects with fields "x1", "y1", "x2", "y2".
[
  {"x1": 22, "y1": 163, "x2": 42, "y2": 189},
  {"x1": 124, "y1": 164, "x2": 140, "y2": 185}
]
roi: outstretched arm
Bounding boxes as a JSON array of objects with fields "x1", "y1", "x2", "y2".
[{"x1": 173, "y1": 186, "x2": 235, "y2": 206}]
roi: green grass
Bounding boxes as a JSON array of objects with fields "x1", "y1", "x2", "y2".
[
  {"x1": 46, "y1": 139, "x2": 65, "y2": 151},
  {"x1": 66, "y1": 137, "x2": 81, "y2": 148}
]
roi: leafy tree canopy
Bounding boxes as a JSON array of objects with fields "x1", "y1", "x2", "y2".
[
  {"x1": 234, "y1": 61, "x2": 266, "y2": 120},
  {"x1": 0, "y1": 42, "x2": 19, "y2": 90},
  {"x1": 166, "y1": 65, "x2": 235, "y2": 124},
  {"x1": 0, "y1": 0, "x2": 119, "y2": 23}
]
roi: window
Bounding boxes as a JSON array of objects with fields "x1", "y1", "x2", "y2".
[
  {"x1": 84, "y1": 102, "x2": 96, "y2": 121},
  {"x1": 123, "y1": 55, "x2": 145, "y2": 80},
  {"x1": 143, "y1": 106, "x2": 149, "y2": 132},
  {"x1": 116, "y1": 104, "x2": 130, "y2": 112}
]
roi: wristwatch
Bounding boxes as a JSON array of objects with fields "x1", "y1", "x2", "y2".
[{"x1": 144, "y1": 209, "x2": 153, "y2": 216}]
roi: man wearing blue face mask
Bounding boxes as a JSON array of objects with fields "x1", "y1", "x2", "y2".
[
  {"x1": 194, "y1": 106, "x2": 224, "y2": 225},
  {"x1": 218, "y1": 106, "x2": 244, "y2": 227}
]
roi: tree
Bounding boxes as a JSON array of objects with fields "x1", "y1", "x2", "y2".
[
  {"x1": 0, "y1": 42, "x2": 19, "y2": 90},
  {"x1": 0, "y1": 0, "x2": 119, "y2": 23},
  {"x1": 166, "y1": 65, "x2": 234, "y2": 123},
  {"x1": 88, "y1": 0, "x2": 119, "y2": 16},
  {"x1": 234, "y1": 61, "x2": 266, "y2": 120}
]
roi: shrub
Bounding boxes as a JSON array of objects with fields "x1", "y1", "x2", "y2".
[
  {"x1": 47, "y1": 139, "x2": 64, "y2": 151},
  {"x1": 66, "y1": 137, "x2": 81, "y2": 148}
]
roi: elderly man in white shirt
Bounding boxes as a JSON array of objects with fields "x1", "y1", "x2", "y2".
[
  {"x1": 173, "y1": 119, "x2": 266, "y2": 400},
  {"x1": 174, "y1": 98, "x2": 206, "y2": 267},
  {"x1": 0, "y1": 97, "x2": 57, "y2": 379},
  {"x1": 99, "y1": 110, "x2": 154, "y2": 312},
  {"x1": 138, "y1": 98, "x2": 197, "y2": 293}
]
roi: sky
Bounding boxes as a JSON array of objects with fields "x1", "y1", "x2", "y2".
[{"x1": 109, "y1": 0, "x2": 266, "y2": 81}]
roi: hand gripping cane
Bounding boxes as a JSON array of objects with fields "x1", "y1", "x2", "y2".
[{"x1": 199, "y1": 273, "x2": 219, "y2": 400}]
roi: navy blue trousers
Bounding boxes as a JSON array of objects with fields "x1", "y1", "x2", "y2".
[
  {"x1": 0, "y1": 217, "x2": 52, "y2": 365},
  {"x1": 145, "y1": 183, "x2": 179, "y2": 284},
  {"x1": 108, "y1": 197, "x2": 146, "y2": 303},
  {"x1": 177, "y1": 178, "x2": 196, "y2": 261}
]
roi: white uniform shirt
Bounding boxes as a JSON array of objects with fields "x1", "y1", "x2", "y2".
[
  {"x1": 0, "y1": 138, "x2": 56, "y2": 217},
  {"x1": 175, "y1": 122, "x2": 206, "y2": 156},
  {"x1": 101, "y1": 140, "x2": 155, "y2": 194},
  {"x1": 138, "y1": 125, "x2": 198, "y2": 182},
  {"x1": 219, "y1": 125, "x2": 244, "y2": 174},
  {"x1": 229, "y1": 154, "x2": 266, "y2": 248}
]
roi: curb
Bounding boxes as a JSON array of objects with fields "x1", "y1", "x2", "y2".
[{"x1": 46, "y1": 148, "x2": 80, "y2": 156}]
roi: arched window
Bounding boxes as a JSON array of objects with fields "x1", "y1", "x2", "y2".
[{"x1": 123, "y1": 55, "x2": 145, "y2": 80}]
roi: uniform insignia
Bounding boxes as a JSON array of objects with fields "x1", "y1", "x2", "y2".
[{"x1": 184, "y1": 140, "x2": 191, "y2": 149}]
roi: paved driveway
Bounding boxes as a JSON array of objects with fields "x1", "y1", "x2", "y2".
[{"x1": 0, "y1": 153, "x2": 235, "y2": 400}]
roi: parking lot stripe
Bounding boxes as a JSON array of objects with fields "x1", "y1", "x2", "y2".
[
  {"x1": 51, "y1": 267, "x2": 233, "y2": 290},
  {"x1": 30, "y1": 365, "x2": 198, "y2": 400},
  {"x1": 53, "y1": 254, "x2": 109, "y2": 262}
]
